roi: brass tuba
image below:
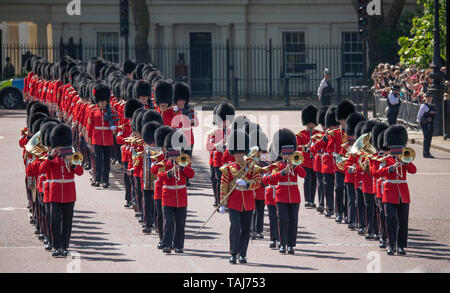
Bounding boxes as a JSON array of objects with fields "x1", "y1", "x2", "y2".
[{"x1": 400, "y1": 147, "x2": 415, "y2": 164}]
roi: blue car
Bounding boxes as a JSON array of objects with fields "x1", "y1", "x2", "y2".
[{"x1": 0, "y1": 78, "x2": 25, "y2": 109}]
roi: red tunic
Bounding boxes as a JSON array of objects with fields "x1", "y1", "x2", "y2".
[
  {"x1": 296, "y1": 129, "x2": 321, "y2": 169},
  {"x1": 87, "y1": 106, "x2": 117, "y2": 146},
  {"x1": 271, "y1": 161, "x2": 306, "y2": 204},
  {"x1": 39, "y1": 155, "x2": 84, "y2": 203},
  {"x1": 158, "y1": 160, "x2": 195, "y2": 208}
]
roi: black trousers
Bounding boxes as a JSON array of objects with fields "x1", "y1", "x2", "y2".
[
  {"x1": 50, "y1": 202, "x2": 75, "y2": 250},
  {"x1": 93, "y1": 145, "x2": 112, "y2": 183},
  {"x1": 162, "y1": 206, "x2": 187, "y2": 250},
  {"x1": 303, "y1": 167, "x2": 317, "y2": 204},
  {"x1": 276, "y1": 202, "x2": 299, "y2": 247},
  {"x1": 213, "y1": 166, "x2": 222, "y2": 205},
  {"x1": 346, "y1": 182, "x2": 356, "y2": 224},
  {"x1": 421, "y1": 122, "x2": 433, "y2": 156},
  {"x1": 123, "y1": 161, "x2": 132, "y2": 203},
  {"x1": 45, "y1": 202, "x2": 52, "y2": 245},
  {"x1": 364, "y1": 193, "x2": 376, "y2": 234},
  {"x1": 155, "y1": 199, "x2": 163, "y2": 240},
  {"x1": 316, "y1": 172, "x2": 325, "y2": 207},
  {"x1": 321, "y1": 95, "x2": 331, "y2": 106},
  {"x1": 229, "y1": 209, "x2": 253, "y2": 257},
  {"x1": 267, "y1": 204, "x2": 279, "y2": 241},
  {"x1": 210, "y1": 165, "x2": 218, "y2": 203},
  {"x1": 134, "y1": 176, "x2": 143, "y2": 214},
  {"x1": 251, "y1": 199, "x2": 265, "y2": 234},
  {"x1": 334, "y1": 172, "x2": 345, "y2": 215},
  {"x1": 376, "y1": 198, "x2": 387, "y2": 241},
  {"x1": 323, "y1": 173, "x2": 335, "y2": 212},
  {"x1": 143, "y1": 189, "x2": 155, "y2": 229},
  {"x1": 384, "y1": 200, "x2": 409, "y2": 249},
  {"x1": 387, "y1": 108, "x2": 399, "y2": 126},
  {"x1": 356, "y1": 187, "x2": 366, "y2": 228}
]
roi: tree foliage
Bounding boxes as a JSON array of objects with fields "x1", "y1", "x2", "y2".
[{"x1": 398, "y1": 0, "x2": 447, "y2": 68}]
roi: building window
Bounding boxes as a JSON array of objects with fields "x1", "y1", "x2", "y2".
[
  {"x1": 97, "y1": 32, "x2": 119, "y2": 63},
  {"x1": 283, "y1": 31, "x2": 306, "y2": 76},
  {"x1": 342, "y1": 32, "x2": 363, "y2": 77}
]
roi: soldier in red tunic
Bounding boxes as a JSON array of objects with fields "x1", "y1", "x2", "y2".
[
  {"x1": 312, "y1": 106, "x2": 329, "y2": 213},
  {"x1": 297, "y1": 105, "x2": 320, "y2": 208},
  {"x1": 40, "y1": 123, "x2": 84, "y2": 257},
  {"x1": 87, "y1": 83, "x2": 118, "y2": 188},
  {"x1": 219, "y1": 129, "x2": 261, "y2": 264},
  {"x1": 159, "y1": 130, "x2": 195, "y2": 254},
  {"x1": 376, "y1": 125, "x2": 417, "y2": 256},
  {"x1": 154, "y1": 79, "x2": 176, "y2": 126}
]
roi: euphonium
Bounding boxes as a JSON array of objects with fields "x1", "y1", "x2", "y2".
[
  {"x1": 350, "y1": 132, "x2": 377, "y2": 155},
  {"x1": 69, "y1": 152, "x2": 84, "y2": 165},
  {"x1": 176, "y1": 153, "x2": 191, "y2": 167},
  {"x1": 336, "y1": 154, "x2": 349, "y2": 171},
  {"x1": 400, "y1": 147, "x2": 415, "y2": 164}
]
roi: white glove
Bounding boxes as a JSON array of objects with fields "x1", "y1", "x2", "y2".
[
  {"x1": 236, "y1": 179, "x2": 247, "y2": 187},
  {"x1": 110, "y1": 125, "x2": 117, "y2": 131},
  {"x1": 348, "y1": 166, "x2": 356, "y2": 174},
  {"x1": 174, "y1": 105, "x2": 179, "y2": 112},
  {"x1": 219, "y1": 206, "x2": 226, "y2": 214}
]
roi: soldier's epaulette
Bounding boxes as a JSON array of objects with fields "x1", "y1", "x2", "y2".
[
  {"x1": 219, "y1": 164, "x2": 229, "y2": 174},
  {"x1": 252, "y1": 165, "x2": 262, "y2": 174}
]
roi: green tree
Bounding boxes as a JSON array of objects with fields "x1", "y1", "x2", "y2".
[{"x1": 398, "y1": 0, "x2": 447, "y2": 68}]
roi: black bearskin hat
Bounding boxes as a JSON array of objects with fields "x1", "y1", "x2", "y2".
[
  {"x1": 377, "y1": 130, "x2": 390, "y2": 152},
  {"x1": 361, "y1": 119, "x2": 378, "y2": 136},
  {"x1": 28, "y1": 112, "x2": 48, "y2": 135},
  {"x1": 124, "y1": 99, "x2": 143, "y2": 119},
  {"x1": 154, "y1": 79, "x2": 173, "y2": 105},
  {"x1": 133, "y1": 80, "x2": 151, "y2": 99},
  {"x1": 227, "y1": 129, "x2": 250, "y2": 155},
  {"x1": 142, "y1": 121, "x2": 162, "y2": 146},
  {"x1": 31, "y1": 118, "x2": 46, "y2": 136},
  {"x1": 336, "y1": 99, "x2": 356, "y2": 121},
  {"x1": 131, "y1": 108, "x2": 145, "y2": 132},
  {"x1": 249, "y1": 129, "x2": 268, "y2": 152},
  {"x1": 325, "y1": 106, "x2": 340, "y2": 128},
  {"x1": 354, "y1": 120, "x2": 367, "y2": 139},
  {"x1": 317, "y1": 106, "x2": 329, "y2": 126},
  {"x1": 142, "y1": 110, "x2": 163, "y2": 126},
  {"x1": 123, "y1": 60, "x2": 136, "y2": 75},
  {"x1": 50, "y1": 123, "x2": 72, "y2": 148},
  {"x1": 231, "y1": 115, "x2": 250, "y2": 132},
  {"x1": 41, "y1": 121, "x2": 59, "y2": 147},
  {"x1": 93, "y1": 82, "x2": 110, "y2": 104},
  {"x1": 384, "y1": 125, "x2": 408, "y2": 148},
  {"x1": 345, "y1": 112, "x2": 366, "y2": 137},
  {"x1": 371, "y1": 122, "x2": 389, "y2": 148},
  {"x1": 26, "y1": 101, "x2": 39, "y2": 117},
  {"x1": 301, "y1": 105, "x2": 318, "y2": 125},
  {"x1": 173, "y1": 82, "x2": 191, "y2": 105},
  {"x1": 155, "y1": 126, "x2": 174, "y2": 148},
  {"x1": 217, "y1": 102, "x2": 236, "y2": 123},
  {"x1": 29, "y1": 102, "x2": 50, "y2": 117},
  {"x1": 271, "y1": 128, "x2": 297, "y2": 157}
]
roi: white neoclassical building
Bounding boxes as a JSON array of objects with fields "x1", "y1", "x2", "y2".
[{"x1": 0, "y1": 0, "x2": 418, "y2": 97}]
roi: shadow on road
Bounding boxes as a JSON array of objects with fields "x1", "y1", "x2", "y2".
[
  {"x1": 69, "y1": 209, "x2": 135, "y2": 263},
  {"x1": 405, "y1": 228, "x2": 450, "y2": 262}
]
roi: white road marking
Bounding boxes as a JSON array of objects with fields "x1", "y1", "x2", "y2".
[
  {"x1": 415, "y1": 173, "x2": 450, "y2": 175},
  {"x1": 0, "y1": 207, "x2": 27, "y2": 211},
  {"x1": 0, "y1": 136, "x2": 4, "y2": 139}
]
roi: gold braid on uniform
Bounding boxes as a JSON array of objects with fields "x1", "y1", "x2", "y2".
[{"x1": 219, "y1": 166, "x2": 230, "y2": 205}]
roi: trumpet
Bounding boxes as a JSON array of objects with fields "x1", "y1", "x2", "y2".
[
  {"x1": 400, "y1": 147, "x2": 415, "y2": 164},
  {"x1": 176, "y1": 153, "x2": 191, "y2": 167},
  {"x1": 69, "y1": 152, "x2": 84, "y2": 165},
  {"x1": 290, "y1": 151, "x2": 304, "y2": 166}
]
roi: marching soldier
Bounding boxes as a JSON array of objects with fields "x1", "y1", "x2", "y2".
[
  {"x1": 219, "y1": 129, "x2": 261, "y2": 263},
  {"x1": 158, "y1": 130, "x2": 195, "y2": 253},
  {"x1": 87, "y1": 83, "x2": 118, "y2": 188},
  {"x1": 40, "y1": 123, "x2": 84, "y2": 257},
  {"x1": 313, "y1": 106, "x2": 329, "y2": 213},
  {"x1": 270, "y1": 129, "x2": 306, "y2": 254},
  {"x1": 375, "y1": 125, "x2": 417, "y2": 255},
  {"x1": 154, "y1": 79, "x2": 176, "y2": 126},
  {"x1": 296, "y1": 105, "x2": 320, "y2": 208}
]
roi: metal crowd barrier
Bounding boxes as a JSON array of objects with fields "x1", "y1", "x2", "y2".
[{"x1": 373, "y1": 92, "x2": 420, "y2": 130}]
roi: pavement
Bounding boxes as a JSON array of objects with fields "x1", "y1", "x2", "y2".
[{"x1": 1, "y1": 109, "x2": 450, "y2": 273}]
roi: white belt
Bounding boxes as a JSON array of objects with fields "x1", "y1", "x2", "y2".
[
  {"x1": 47, "y1": 179, "x2": 74, "y2": 183},
  {"x1": 323, "y1": 152, "x2": 330, "y2": 155},
  {"x1": 163, "y1": 185, "x2": 186, "y2": 190},
  {"x1": 385, "y1": 180, "x2": 407, "y2": 184},
  {"x1": 95, "y1": 126, "x2": 110, "y2": 130},
  {"x1": 269, "y1": 185, "x2": 277, "y2": 188},
  {"x1": 178, "y1": 127, "x2": 191, "y2": 131},
  {"x1": 278, "y1": 182, "x2": 298, "y2": 186},
  {"x1": 236, "y1": 186, "x2": 251, "y2": 191}
]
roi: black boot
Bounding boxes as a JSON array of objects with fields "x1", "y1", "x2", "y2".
[
  {"x1": 387, "y1": 246, "x2": 396, "y2": 255},
  {"x1": 229, "y1": 254, "x2": 237, "y2": 264},
  {"x1": 238, "y1": 256, "x2": 247, "y2": 264},
  {"x1": 279, "y1": 245, "x2": 287, "y2": 254}
]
